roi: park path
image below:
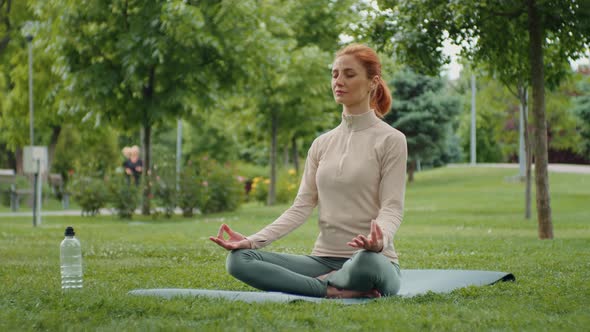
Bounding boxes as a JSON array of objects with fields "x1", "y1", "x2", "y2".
[
  {"x1": 448, "y1": 163, "x2": 590, "y2": 174},
  {"x1": 1, "y1": 163, "x2": 589, "y2": 218},
  {"x1": 0, "y1": 207, "x2": 183, "y2": 218}
]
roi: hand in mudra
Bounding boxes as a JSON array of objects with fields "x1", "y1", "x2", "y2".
[
  {"x1": 347, "y1": 220, "x2": 384, "y2": 252},
  {"x1": 209, "y1": 224, "x2": 252, "y2": 250}
]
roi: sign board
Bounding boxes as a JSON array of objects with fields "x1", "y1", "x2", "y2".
[{"x1": 23, "y1": 146, "x2": 48, "y2": 174}]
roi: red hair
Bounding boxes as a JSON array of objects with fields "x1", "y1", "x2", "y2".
[{"x1": 335, "y1": 44, "x2": 392, "y2": 117}]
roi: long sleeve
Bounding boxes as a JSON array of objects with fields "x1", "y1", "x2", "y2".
[
  {"x1": 246, "y1": 138, "x2": 321, "y2": 249},
  {"x1": 373, "y1": 133, "x2": 407, "y2": 251}
]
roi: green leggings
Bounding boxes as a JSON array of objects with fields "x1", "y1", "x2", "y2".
[{"x1": 225, "y1": 249, "x2": 401, "y2": 298}]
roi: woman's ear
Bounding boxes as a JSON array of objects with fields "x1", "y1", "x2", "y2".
[{"x1": 371, "y1": 76, "x2": 380, "y2": 89}]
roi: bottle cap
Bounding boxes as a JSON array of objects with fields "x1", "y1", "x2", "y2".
[{"x1": 65, "y1": 226, "x2": 75, "y2": 236}]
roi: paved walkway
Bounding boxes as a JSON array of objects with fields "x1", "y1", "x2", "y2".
[
  {"x1": 0, "y1": 208, "x2": 184, "y2": 218},
  {"x1": 448, "y1": 163, "x2": 590, "y2": 174}
]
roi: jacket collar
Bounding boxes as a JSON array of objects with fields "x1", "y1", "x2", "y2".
[{"x1": 340, "y1": 110, "x2": 381, "y2": 132}]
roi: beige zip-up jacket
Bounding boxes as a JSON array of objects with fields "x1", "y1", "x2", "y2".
[{"x1": 247, "y1": 110, "x2": 407, "y2": 263}]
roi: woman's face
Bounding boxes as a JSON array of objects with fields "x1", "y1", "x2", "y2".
[{"x1": 331, "y1": 55, "x2": 374, "y2": 108}]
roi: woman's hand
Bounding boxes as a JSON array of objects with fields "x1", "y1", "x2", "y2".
[
  {"x1": 347, "y1": 220, "x2": 384, "y2": 252},
  {"x1": 209, "y1": 224, "x2": 252, "y2": 250}
]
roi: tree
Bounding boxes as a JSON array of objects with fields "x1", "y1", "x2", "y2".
[
  {"x1": 239, "y1": 0, "x2": 354, "y2": 205},
  {"x1": 385, "y1": 68, "x2": 461, "y2": 181},
  {"x1": 0, "y1": 0, "x2": 66, "y2": 173},
  {"x1": 36, "y1": 0, "x2": 267, "y2": 214},
  {"x1": 572, "y1": 71, "x2": 590, "y2": 157},
  {"x1": 375, "y1": 0, "x2": 590, "y2": 239}
]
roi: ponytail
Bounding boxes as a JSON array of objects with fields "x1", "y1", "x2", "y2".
[{"x1": 371, "y1": 79, "x2": 392, "y2": 118}]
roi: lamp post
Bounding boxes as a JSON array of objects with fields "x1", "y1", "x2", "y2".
[
  {"x1": 26, "y1": 35, "x2": 34, "y2": 146},
  {"x1": 470, "y1": 74, "x2": 476, "y2": 165},
  {"x1": 25, "y1": 34, "x2": 40, "y2": 226}
]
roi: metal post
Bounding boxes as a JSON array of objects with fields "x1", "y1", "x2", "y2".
[
  {"x1": 35, "y1": 158, "x2": 42, "y2": 226},
  {"x1": 518, "y1": 88, "x2": 527, "y2": 178},
  {"x1": 26, "y1": 35, "x2": 34, "y2": 146},
  {"x1": 176, "y1": 119, "x2": 182, "y2": 191},
  {"x1": 470, "y1": 74, "x2": 476, "y2": 165}
]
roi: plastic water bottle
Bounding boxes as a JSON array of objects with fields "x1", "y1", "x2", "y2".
[{"x1": 60, "y1": 226, "x2": 83, "y2": 289}]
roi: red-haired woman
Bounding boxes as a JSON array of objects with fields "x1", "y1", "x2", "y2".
[{"x1": 210, "y1": 44, "x2": 407, "y2": 299}]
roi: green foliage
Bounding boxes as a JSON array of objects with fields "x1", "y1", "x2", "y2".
[
  {"x1": 200, "y1": 159, "x2": 243, "y2": 214},
  {"x1": 276, "y1": 168, "x2": 301, "y2": 204},
  {"x1": 69, "y1": 175, "x2": 109, "y2": 216},
  {"x1": 235, "y1": 162, "x2": 268, "y2": 181},
  {"x1": 106, "y1": 176, "x2": 140, "y2": 219},
  {"x1": 53, "y1": 125, "x2": 120, "y2": 180},
  {"x1": 250, "y1": 176, "x2": 270, "y2": 204},
  {"x1": 385, "y1": 68, "x2": 462, "y2": 165},
  {"x1": 249, "y1": 167, "x2": 300, "y2": 205},
  {"x1": 0, "y1": 0, "x2": 67, "y2": 152},
  {"x1": 454, "y1": 71, "x2": 586, "y2": 162},
  {"x1": 31, "y1": 0, "x2": 273, "y2": 213},
  {"x1": 374, "y1": 0, "x2": 590, "y2": 85},
  {"x1": 51, "y1": 125, "x2": 81, "y2": 183},
  {"x1": 462, "y1": 112, "x2": 504, "y2": 163},
  {"x1": 183, "y1": 115, "x2": 239, "y2": 163},
  {"x1": 152, "y1": 161, "x2": 178, "y2": 219},
  {"x1": 177, "y1": 159, "x2": 209, "y2": 218},
  {"x1": 572, "y1": 73, "x2": 590, "y2": 157}
]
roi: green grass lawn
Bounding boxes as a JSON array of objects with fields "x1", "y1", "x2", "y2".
[{"x1": 1, "y1": 166, "x2": 588, "y2": 331}]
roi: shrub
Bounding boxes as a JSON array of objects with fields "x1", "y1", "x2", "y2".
[
  {"x1": 107, "y1": 176, "x2": 140, "y2": 219},
  {"x1": 250, "y1": 176, "x2": 269, "y2": 204},
  {"x1": 200, "y1": 160, "x2": 243, "y2": 214},
  {"x1": 249, "y1": 168, "x2": 301, "y2": 205},
  {"x1": 276, "y1": 168, "x2": 300, "y2": 204},
  {"x1": 69, "y1": 174, "x2": 109, "y2": 216},
  {"x1": 152, "y1": 174, "x2": 177, "y2": 218},
  {"x1": 178, "y1": 160, "x2": 209, "y2": 217}
]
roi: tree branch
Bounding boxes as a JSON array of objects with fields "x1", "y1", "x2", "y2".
[
  {"x1": 0, "y1": 35, "x2": 9, "y2": 54},
  {"x1": 487, "y1": 3, "x2": 526, "y2": 19}
]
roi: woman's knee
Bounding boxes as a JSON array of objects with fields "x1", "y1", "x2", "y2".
[
  {"x1": 352, "y1": 250, "x2": 388, "y2": 270},
  {"x1": 225, "y1": 249, "x2": 257, "y2": 277}
]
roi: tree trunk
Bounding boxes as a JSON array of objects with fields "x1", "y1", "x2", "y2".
[
  {"x1": 47, "y1": 126, "x2": 61, "y2": 174},
  {"x1": 141, "y1": 123, "x2": 152, "y2": 215},
  {"x1": 292, "y1": 136, "x2": 299, "y2": 174},
  {"x1": 407, "y1": 160, "x2": 416, "y2": 182},
  {"x1": 521, "y1": 87, "x2": 532, "y2": 220},
  {"x1": 283, "y1": 144, "x2": 289, "y2": 167},
  {"x1": 268, "y1": 110, "x2": 278, "y2": 205},
  {"x1": 15, "y1": 147, "x2": 23, "y2": 174},
  {"x1": 527, "y1": 0, "x2": 553, "y2": 238}
]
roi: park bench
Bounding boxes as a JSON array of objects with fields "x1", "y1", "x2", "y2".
[{"x1": 0, "y1": 169, "x2": 34, "y2": 212}]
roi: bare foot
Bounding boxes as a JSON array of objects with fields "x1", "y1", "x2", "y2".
[{"x1": 326, "y1": 286, "x2": 382, "y2": 299}]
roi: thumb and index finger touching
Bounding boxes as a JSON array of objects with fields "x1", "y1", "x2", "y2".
[{"x1": 209, "y1": 224, "x2": 250, "y2": 250}]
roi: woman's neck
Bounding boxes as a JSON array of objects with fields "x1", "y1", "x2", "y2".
[
  {"x1": 343, "y1": 106, "x2": 371, "y2": 116},
  {"x1": 342, "y1": 100, "x2": 371, "y2": 115}
]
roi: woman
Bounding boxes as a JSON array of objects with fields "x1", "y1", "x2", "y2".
[{"x1": 210, "y1": 44, "x2": 407, "y2": 299}]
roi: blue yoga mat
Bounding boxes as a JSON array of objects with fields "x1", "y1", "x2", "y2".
[{"x1": 129, "y1": 269, "x2": 514, "y2": 304}]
